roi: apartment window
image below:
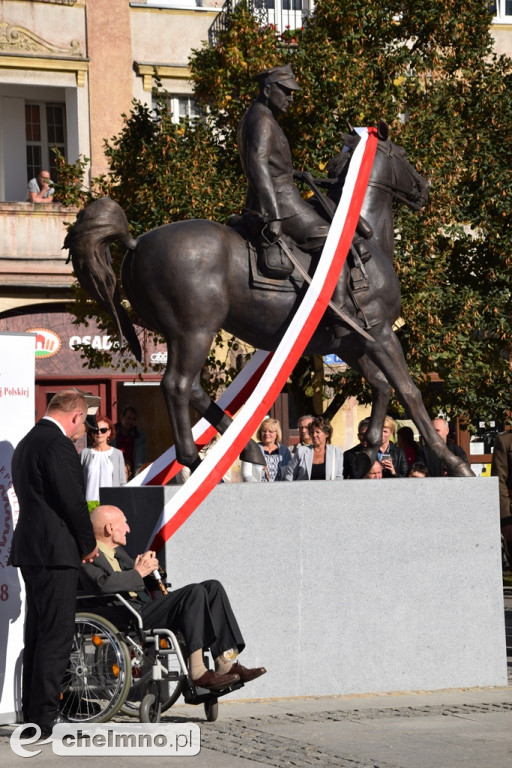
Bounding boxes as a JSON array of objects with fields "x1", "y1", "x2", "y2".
[
  {"x1": 153, "y1": 93, "x2": 201, "y2": 124},
  {"x1": 492, "y1": 1, "x2": 512, "y2": 18},
  {"x1": 253, "y1": 0, "x2": 307, "y2": 32},
  {"x1": 25, "y1": 102, "x2": 66, "y2": 182}
]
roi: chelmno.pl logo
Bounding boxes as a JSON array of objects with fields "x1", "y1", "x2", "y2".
[{"x1": 11, "y1": 723, "x2": 200, "y2": 757}]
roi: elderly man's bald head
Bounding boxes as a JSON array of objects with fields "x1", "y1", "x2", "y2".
[{"x1": 90, "y1": 505, "x2": 130, "y2": 548}]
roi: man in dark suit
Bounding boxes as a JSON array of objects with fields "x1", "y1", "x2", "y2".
[
  {"x1": 343, "y1": 418, "x2": 370, "y2": 478},
  {"x1": 81, "y1": 505, "x2": 266, "y2": 690},
  {"x1": 491, "y1": 431, "x2": 512, "y2": 558},
  {"x1": 10, "y1": 390, "x2": 98, "y2": 734}
]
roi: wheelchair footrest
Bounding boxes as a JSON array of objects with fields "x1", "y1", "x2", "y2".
[{"x1": 183, "y1": 678, "x2": 244, "y2": 705}]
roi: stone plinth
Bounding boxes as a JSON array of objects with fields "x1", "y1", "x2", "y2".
[{"x1": 101, "y1": 477, "x2": 508, "y2": 699}]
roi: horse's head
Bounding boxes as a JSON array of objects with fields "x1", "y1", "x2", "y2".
[{"x1": 329, "y1": 120, "x2": 429, "y2": 212}]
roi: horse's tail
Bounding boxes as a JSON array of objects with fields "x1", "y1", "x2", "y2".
[{"x1": 64, "y1": 197, "x2": 142, "y2": 362}]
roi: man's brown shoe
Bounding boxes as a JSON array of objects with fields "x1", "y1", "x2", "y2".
[
  {"x1": 229, "y1": 663, "x2": 267, "y2": 683},
  {"x1": 192, "y1": 669, "x2": 240, "y2": 690}
]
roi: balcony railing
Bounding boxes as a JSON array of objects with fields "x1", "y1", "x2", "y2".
[
  {"x1": 209, "y1": 0, "x2": 312, "y2": 46},
  {"x1": 0, "y1": 202, "x2": 77, "y2": 292}
]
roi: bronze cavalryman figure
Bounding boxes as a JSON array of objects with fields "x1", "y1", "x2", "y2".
[{"x1": 237, "y1": 65, "x2": 329, "y2": 270}]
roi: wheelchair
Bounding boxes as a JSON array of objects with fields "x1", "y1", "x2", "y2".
[{"x1": 60, "y1": 592, "x2": 242, "y2": 724}]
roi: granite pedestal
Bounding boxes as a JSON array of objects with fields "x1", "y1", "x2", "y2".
[{"x1": 101, "y1": 477, "x2": 507, "y2": 699}]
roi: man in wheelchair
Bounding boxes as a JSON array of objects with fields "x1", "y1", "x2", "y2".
[{"x1": 80, "y1": 505, "x2": 266, "y2": 691}]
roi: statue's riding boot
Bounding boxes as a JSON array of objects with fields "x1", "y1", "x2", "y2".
[
  {"x1": 329, "y1": 273, "x2": 349, "y2": 339},
  {"x1": 353, "y1": 234, "x2": 372, "y2": 263}
]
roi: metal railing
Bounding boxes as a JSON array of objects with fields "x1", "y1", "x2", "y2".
[{"x1": 209, "y1": 0, "x2": 312, "y2": 47}]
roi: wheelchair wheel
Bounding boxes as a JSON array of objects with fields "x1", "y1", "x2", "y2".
[
  {"x1": 120, "y1": 642, "x2": 185, "y2": 717},
  {"x1": 61, "y1": 613, "x2": 132, "y2": 723},
  {"x1": 204, "y1": 697, "x2": 219, "y2": 722},
  {"x1": 140, "y1": 690, "x2": 162, "y2": 723}
]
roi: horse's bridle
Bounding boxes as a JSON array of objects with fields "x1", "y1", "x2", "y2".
[{"x1": 366, "y1": 141, "x2": 425, "y2": 208}]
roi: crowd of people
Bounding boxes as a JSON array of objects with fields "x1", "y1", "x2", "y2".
[
  {"x1": 9, "y1": 386, "x2": 511, "y2": 739},
  {"x1": 240, "y1": 413, "x2": 468, "y2": 482},
  {"x1": 65, "y1": 398, "x2": 467, "y2": 493},
  {"x1": 76, "y1": 404, "x2": 472, "y2": 495}
]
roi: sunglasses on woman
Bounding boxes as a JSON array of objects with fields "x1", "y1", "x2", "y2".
[{"x1": 92, "y1": 427, "x2": 110, "y2": 434}]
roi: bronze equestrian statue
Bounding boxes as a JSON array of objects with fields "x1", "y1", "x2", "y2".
[{"x1": 64, "y1": 66, "x2": 473, "y2": 480}]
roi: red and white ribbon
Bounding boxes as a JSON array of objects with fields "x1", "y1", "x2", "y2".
[
  {"x1": 128, "y1": 349, "x2": 272, "y2": 487},
  {"x1": 147, "y1": 127, "x2": 378, "y2": 550}
]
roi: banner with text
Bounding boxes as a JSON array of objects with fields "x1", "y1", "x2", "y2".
[{"x1": 0, "y1": 333, "x2": 35, "y2": 724}]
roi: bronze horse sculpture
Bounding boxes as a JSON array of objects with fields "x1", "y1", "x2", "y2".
[{"x1": 65, "y1": 123, "x2": 473, "y2": 478}]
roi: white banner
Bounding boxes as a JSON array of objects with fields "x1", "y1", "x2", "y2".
[{"x1": 0, "y1": 333, "x2": 36, "y2": 723}]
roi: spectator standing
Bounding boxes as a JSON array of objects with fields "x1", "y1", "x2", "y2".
[
  {"x1": 397, "y1": 426, "x2": 418, "y2": 469},
  {"x1": 241, "y1": 417, "x2": 291, "y2": 482},
  {"x1": 343, "y1": 417, "x2": 370, "y2": 478},
  {"x1": 111, "y1": 406, "x2": 147, "y2": 474},
  {"x1": 417, "y1": 417, "x2": 468, "y2": 477},
  {"x1": 81, "y1": 414, "x2": 126, "y2": 502},
  {"x1": 289, "y1": 414, "x2": 314, "y2": 456},
  {"x1": 379, "y1": 415, "x2": 408, "y2": 478},
  {"x1": 490, "y1": 431, "x2": 512, "y2": 551},
  {"x1": 283, "y1": 416, "x2": 343, "y2": 481},
  {"x1": 9, "y1": 390, "x2": 98, "y2": 735},
  {"x1": 26, "y1": 169, "x2": 55, "y2": 203}
]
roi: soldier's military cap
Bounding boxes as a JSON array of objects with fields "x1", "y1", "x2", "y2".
[{"x1": 255, "y1": 64, "x2": 300, "y2": 90}]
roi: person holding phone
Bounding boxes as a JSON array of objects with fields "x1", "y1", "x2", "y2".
[{"x1": 379, "y1": 415, "x2": 408, "y2": 478}]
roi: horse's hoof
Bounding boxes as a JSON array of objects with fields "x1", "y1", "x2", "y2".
[
  {"x1": 452, "y1": 462, "x2": 475, "y2": 478},
  {"x1": 240, "y1": 440, "x2": 266, "y2": 466}
]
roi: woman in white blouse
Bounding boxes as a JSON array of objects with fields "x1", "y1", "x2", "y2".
[{"x1": 81, "y1": 414, "x2": 126, "y2": 502}]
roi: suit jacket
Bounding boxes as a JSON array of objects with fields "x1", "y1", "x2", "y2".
[
  {"x1": 10, "y1": 418, "x2": 96, "y2": 568},
  {"x1": 283, "y1": 443, "x2": 344, "y2": 481},
  {"x1": 80, "y1": 547, "x2": 147, "y2": 598},
  {"x1": 491, "y1": 431, "x2": 512, "y2": 528},
  {"x1": 343, "y1": 442, "x2": 365, "y2": 479}
]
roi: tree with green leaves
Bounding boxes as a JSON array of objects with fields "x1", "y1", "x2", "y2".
[{"x1": 59, "y1": 0, "x2": 512, "y2": 428}]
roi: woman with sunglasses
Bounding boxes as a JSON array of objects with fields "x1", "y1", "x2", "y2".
[{"x1": 80, "y1": 414, "x2": 126, "y2": 502}]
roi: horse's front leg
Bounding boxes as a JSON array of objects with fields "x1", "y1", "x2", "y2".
[{"x1": 189, "y1": 375, "x2": 265, "y2": 466}]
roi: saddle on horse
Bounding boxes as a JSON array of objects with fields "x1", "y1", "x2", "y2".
[{"x1": 227, "y1": 208, "x2": 374, "y2": 293}]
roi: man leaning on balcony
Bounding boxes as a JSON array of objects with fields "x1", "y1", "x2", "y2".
[{"x1": 26, "y1": 170, "x2": 55, "y2": 204}]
